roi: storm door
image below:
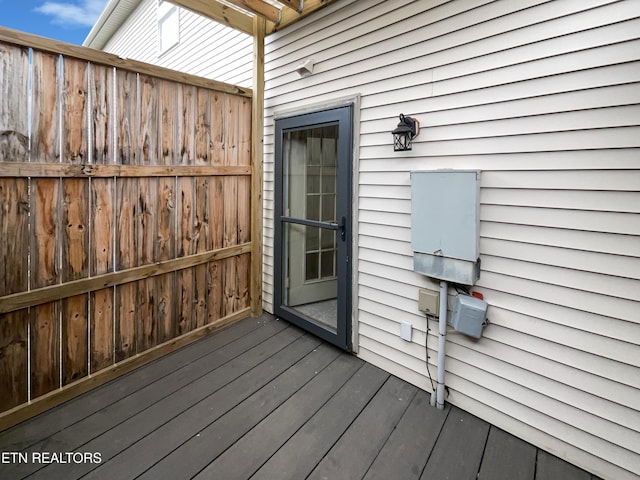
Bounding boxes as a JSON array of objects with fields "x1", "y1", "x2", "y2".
[{"x1": 274, "y1": 106, "x2": 352, "y2": 350}]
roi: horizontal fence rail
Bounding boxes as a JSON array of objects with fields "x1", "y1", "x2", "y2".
[{"x1": 0, "y1": 31, "x2": 255, "y2": 423}]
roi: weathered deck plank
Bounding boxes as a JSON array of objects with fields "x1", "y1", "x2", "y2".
[
  {"x1": 478, "y1": 426, "x2": 537, "y2": 480},
  {"x1": 0, "y1": 314, "x2": 599, "y2": 480},
  {"x1": 252, "y1": 362, "x2": 389, "y2": 480},
  {"x1": 307, "y1": 375, "x2": 418, "y2": 480},
  {"x1": 536, "y1": 450, "x2": 593, "y2": 480},
  {"x1": 420, "y1": 404, "x2": 491, "y2": 480},
  {"x1": 363, "y1": 389, "x2": 449, "y2": 480}
]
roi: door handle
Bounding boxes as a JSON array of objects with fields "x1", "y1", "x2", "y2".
[{"x1": 339, "y1": 216, "x2": 347, "y2": 241}]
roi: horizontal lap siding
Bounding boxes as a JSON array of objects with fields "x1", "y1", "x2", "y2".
[
  {"x1": 263, "y1": 1, "x2": 640, "y2": 479},
  {"x1": 103, "y1": 0, "x2": 252, "y2": 88}
]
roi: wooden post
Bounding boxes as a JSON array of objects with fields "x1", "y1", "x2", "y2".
[{"x1": 250, "y1": 17, "x2": 265, "y2": 317}]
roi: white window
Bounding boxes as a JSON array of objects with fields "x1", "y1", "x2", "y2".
[{"x1": 158, "y1": 0, "x2": 179, "y2": 54}]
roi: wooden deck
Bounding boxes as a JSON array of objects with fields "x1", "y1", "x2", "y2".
[{"x1": 0, "y1": 314, "x2": 600, "y2": 480}]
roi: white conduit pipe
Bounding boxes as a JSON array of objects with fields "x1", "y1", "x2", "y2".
[{"x1": 436, "y1": 280, "x2": 448, "y2": 409}]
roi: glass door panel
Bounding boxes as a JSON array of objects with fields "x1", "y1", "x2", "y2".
[{"x1": 282, "y1": 126, "x2": 339, "y2": 331}]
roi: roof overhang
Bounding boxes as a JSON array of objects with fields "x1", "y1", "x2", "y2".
[
  {"x1": 85, "y1": 0, "x2": 339, "y2": 46},
  {"x1": 171, "y1": 0, "x2": 339, "y2": 35}
]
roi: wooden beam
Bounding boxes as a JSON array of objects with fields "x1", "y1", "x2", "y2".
[
  {"x1": 0, "y1": 162, "x2": 251, "y2": 178},
  {"x1": 170, "y1": 0, "x2": 254, "y2": 35},
  {"x1": 276, "y1": 0, "x2": 303, "y2": 12},
  {"x1": 272, "y1": 0, "x2": 339, "y2": 33},
  {"x1": 0, "y1": 243, "x2": 252, "y2": 315},
  {"x1": 250, "y1": 16, "x2": 266, "y2": 317},
  {"x1": 0, "y1": 27, "x2": 251, "y2": 97},
  {"x1": 225, "y1": 0, "x2": 281, "y2": 24},
  {"x1": 0, "y1": 308, "x2": 251, "y2": 432}
]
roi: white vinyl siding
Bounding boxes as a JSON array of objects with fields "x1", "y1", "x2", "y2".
[
  {"x1": 102, "y1": 0, "x2": 252, "y2": 87},
  {"x1": 262, "y1": 1, "x2": 640, "y2": 479}
]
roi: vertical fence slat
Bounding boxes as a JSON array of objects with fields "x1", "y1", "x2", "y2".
[
  {"x1": 223, "y1": 95, "x2": 240, "y2": 315},
  {"x1": 137, "y1": 75, "x2": 160, "y2": 351},
  {"x1": 176, "y1": 84, "x2": 196, "y2": 336},
  {"x1": 30, "y1": 50, "x2": 62, "y2": 399},
  {"x1": 193, "y1": 87, "x2": 211, "y2": 328},
  {"x1": 61, "y1": 57, "x2": 90, "y2": 385},
  {"x1": 0, "y1": 42, "x2": 29, "y2": 410},
  {"x1": 90, "y1": 63, "x2": 115, "y2": 372},
  {"x1": 30, "y1": 181, "x2": 61, "y2": 398},
  {"x1": 0, "y1": 311, "x2": 28, "y2": 411},
  {"x1": 61, "y1": 180, "x2": 89, "y2": 385},
  {"x1": 62, "y1": 57, "x2": 88, "y2": 164},
  {"x1": 237, "y1": 97, "x2": 252, "y2": 311},
  {"x1": 115, "y1": 69, "x2": 138, "y2": 362},
  {"x1": 158, "y1": 79, "x2": 177, "y2": 342},
  {"x1": 0, "y1": 42, "x2": 29, "y2": 163},
  {"x1": 91, "y1": 225, "x2": 114, "y2": 374}
]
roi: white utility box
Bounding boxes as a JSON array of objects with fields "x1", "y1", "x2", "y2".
[
  {"x1": 411, "y1": 170, "x2": 481, "y2": 285},
  {"x1": 450, "y1": 294, "x2": 488, "y2": 339}
]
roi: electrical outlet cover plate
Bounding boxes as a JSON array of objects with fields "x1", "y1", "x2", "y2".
[{"x1": 400, "y1": 322, "x2": 412, "y2": 341}]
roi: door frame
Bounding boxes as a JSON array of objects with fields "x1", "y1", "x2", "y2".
[{"x1": 273, "y1": 105, "x2": 353, "y2": 351}]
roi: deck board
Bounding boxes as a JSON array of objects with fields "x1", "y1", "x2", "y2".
[
  {"x1": 193, "y1": 351, "x2": 366, "y2": 479},
  {"x1": 252, "y1": 362, "x2": 389, "y2": 480},
  {"x1": 420, "y1": 404, "x2": 490, "y2": 480},
  {"x1": 307, "y1": 375, "x2": 418, "y2": 480},
  {"x1": 363, "y1": 389, "x2": 449, "y2": 480},
  {"x1": 536, "y1": 450, "x2": 592, "y2": 480},
  {"x1": 0, "y1": 314, "x2": 599, "y2": 480},
  {"x1": 478, "y1": 426, "x2": 537, "y2": 480}
]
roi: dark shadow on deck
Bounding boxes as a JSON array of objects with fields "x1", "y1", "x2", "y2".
[{"x1": 0, "y1": 314, "x2": 600, "y2": 480}]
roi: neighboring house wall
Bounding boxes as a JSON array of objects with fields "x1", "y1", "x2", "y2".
[
  {"x1": 262, "y1": 1, "x2": 640, "y2": 479},
  {"x1": 92, "y1": 0, "x2": 253, "y2": 88}
]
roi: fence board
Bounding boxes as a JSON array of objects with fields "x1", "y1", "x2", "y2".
[
  {"x1": 157, "y1": 178, "x2": 175, "y2": 343},
  {"x1": 30, "y1": 303, "x2": 60, "y2": 399},
  {"x1": 61, "y1": 178, "x2": 89, "y2": 385},
  {"x1": 30, "y1": 178, "x2": 61, "y2": 399},
  {"x1": 177, "y1": 176, "x2": 195, "y2": 334},
  {"x1": 194, "y1": 177, "x2": 209, "y2": 328},
  {"x1": 0, "y1": 42, "x2": 29, "y2": 315},
  {"x1": 224, "y1": 95, "x2": 240, "y2": 314},
  {"x1": 116, "y1": 177, "x2": 138, "y2": 361},
  {"x1": 62, "y1": 295, "x2": 88, "y2": 385},
  {"x1": 32, "y1": 51, "x2": 60, "y2": 163},
  {"x1": 62, "y1": 58, "x2": 88, "y2": 164},
  {"x1": 0, "y1": 36, "x2": 255, "y2": 421},
  {"x1": 0, "y1": 311, "x2": 28, "y2": 411},
  {"x1": 0, "y1": 42, "x2": 29, "y2": 162},
  {"x1": 30, "y1": 50, "x2": 63, "y2": 399},
  {"x1": 237, "y1": 97, "x2": 252, "y2": 311},
  {"x1": 0, "y1": 181, "x2": 28, "y2": 296},
  {"x1": 91, "y1": 63, "x2": 114, "y2": 164}
]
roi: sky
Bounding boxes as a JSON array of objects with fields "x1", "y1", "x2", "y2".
[{"x1": 0, "y1": 0, "x2": 109, "y2": 45}]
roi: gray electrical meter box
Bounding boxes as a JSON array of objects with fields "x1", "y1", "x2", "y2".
[
  {"x1": 451, "y1": 294, "x2": 488, "y2": 339},
  {"x1": 411, "y1": 170, "x2": 481, "y2": 285}
]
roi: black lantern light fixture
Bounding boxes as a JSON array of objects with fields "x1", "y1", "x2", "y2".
[{"x1": 392, "y1": 114, "x2": 420, "y2": 151}]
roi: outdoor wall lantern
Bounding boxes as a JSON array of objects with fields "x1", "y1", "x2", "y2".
[{"x1": 392, "y1": 114, "x2": 420, "y2": 151}]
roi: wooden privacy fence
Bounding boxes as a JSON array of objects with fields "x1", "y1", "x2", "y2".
[{"x1": 0, "y1": 30, "x2": 259, "y2": 425}]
